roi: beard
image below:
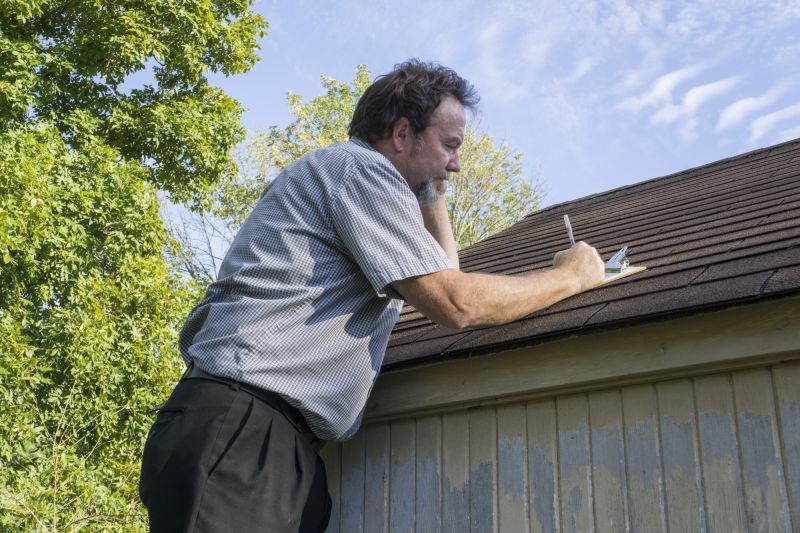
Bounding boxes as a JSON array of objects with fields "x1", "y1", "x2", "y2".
[
  {"x1": 415, "y1": 179, "x2": 440, "y2": 205},
  {"x1": 414, "y1": 176, "x2": 450, "y2": 206}
]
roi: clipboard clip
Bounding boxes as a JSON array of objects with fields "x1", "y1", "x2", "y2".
[{"x1": 605, "y1": 246, "x2": 630, "y2": 273}]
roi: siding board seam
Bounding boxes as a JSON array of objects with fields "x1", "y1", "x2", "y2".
[
  {"x1": 337, "y1": 443, "x2": 343, "y2": 532},
  {"x1": 587, "y1": 395, "x2": 595, "y2": 533},
  {"x1": 769, "y1": 364, "x2": 795, "y2": 532},
  {"x1": 524, "y1": 403, "x2": 531, "y2": 533},
  {"x1": 620, "y1": 387, "x2": 633, "y2": 533},
  {"x1": 493, "y1": 407, "x2": 499, "y2": 533},
  {"x1": 414, "y1": 422, "x2": 418, "y2": 533},
  {"x1": 653, "y1": 384, "x2": 669, "y2": 533},
  {"x1": 467, "y1": 411, "x2": 472, "y2": 531},
  {"x1": 587, "y1": 394, "x2": 598, "y2": 533},
  {"x1": 438, "y1": 414, "x2": 443, "y2": 533},
  {"x1": 385, "y1": 426, "x2": 391, "y2": 533},
  {"x1": 555, "y1": 399, "x2": 563, "y2": 533},
  {"x1": 362, "y1": 435, "x2": 367, "y2": 533},
  {"x1": 691, "y1": 378, "x2": 710, "y2": 533},
  {"x1": 621, "y1": 390, "x2": 631, "y2": 533},
  {"x1": 729, "y1": 371, "x2": 751, "y2": 527}
]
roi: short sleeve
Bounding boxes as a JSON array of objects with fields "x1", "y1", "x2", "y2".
[{"x1": 330, "y1": 157, "x2": 454, "y2": 297}]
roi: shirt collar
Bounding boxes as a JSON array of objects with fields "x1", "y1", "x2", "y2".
[{"x1": 350, "y1": 137, "x2": 376, "y2": 152}]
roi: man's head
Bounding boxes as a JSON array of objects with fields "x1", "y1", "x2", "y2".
[
  {"x1": 352, "y1": 60, "x2": 478, "y2": 194},
  {"x1": 349, "y1": 59, "x2": 478, "y2": 144}
]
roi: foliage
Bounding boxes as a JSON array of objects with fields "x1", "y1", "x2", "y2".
[
  {"x1": 171, "y1": 65, "x2": 540, "y2": 283},
  {"x1": 0, "y1": 122, "x2": 190, "y2": 531},
  {"x1": 0, "y1": 0, "x2": 266, "y2": 207},
  {"x1": 221, "y1": 64, "x2": 373, "y2": 228},
  {"x1": 0, "y1": 1, "x2": 266, "y2": 529},
  {"x1": 449, "y1": 129, "x2": 540, "y2": 247}
]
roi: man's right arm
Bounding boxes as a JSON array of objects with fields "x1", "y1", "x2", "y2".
[{"x1": 391, "y1": 241, "x2": 605, "y2": 329}]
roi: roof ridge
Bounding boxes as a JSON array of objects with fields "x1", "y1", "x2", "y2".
[{"x1": 527, "y1": 136, "x2": 800, "y2": 219}]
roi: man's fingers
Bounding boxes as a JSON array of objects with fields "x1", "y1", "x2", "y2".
[{"x1": 553, "y1": 241, "x2": 605, "y2": 290}]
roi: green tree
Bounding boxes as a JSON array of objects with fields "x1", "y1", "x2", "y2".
[
  {"x1": 172, "y1": 65, "x2": 541, "y2": 283},
  {"x1": 0, "y1": 1, "x2": 266, "y2": 529},
  {"x1": 449, "y1": 128, "x2": 541, "y2": 247}
]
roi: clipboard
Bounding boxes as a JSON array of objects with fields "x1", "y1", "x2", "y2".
[
  {"x1": 600, "y1": 246, "x2": 646, "y2": 285},
  {"x1": 601, "y1": 265, "x2": 647, "y2": 285},
  {"x1": 562, "y1": 216, "x2": 646, "y2": 287}
]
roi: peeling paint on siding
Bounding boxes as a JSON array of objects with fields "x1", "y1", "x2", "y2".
[
  {"x1": 498, "y1": 436, "x2": 526, "y2": 498},
  {"x1": 324, "y1": 362, "x2": 800, "y2": 533},
  {"x1": 470, "y1": 462, "x2": 495, "y2": 532},
  {"x1": 737, "y1": 412, "x2": 792, "y2": 532},
  {"x1": 442, "y1": 476, "x2": 469, "y2": 533},
  {"x1": 779, "y1": 398, "x2": 800, "y2": 530},
  {"x1": 660, "y1": 415, "x2": 697, "y2": 477},
  {"x1": 591, "y1": 425, "x2": 628, "y2": 532},
  {"x1": 528, "y1": 445, "x2": 557, "y2": 533},
  {"x1": 559, "y1": 427, "x2": 590, "y2": 472},
  {"x1": 659, "y1": 412, "x2": 707, "y2": 532}
]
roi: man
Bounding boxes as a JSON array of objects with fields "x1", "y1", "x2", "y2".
[{"x1": 139, "y1": 60, "x2": 604, "y2": 532}]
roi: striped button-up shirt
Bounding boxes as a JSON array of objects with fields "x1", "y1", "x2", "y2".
[{"x1": 179, "y1": 139, "x2": 453, "y2": 441}]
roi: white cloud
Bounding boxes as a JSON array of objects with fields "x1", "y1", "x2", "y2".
[
  {"x1": 619, "y1": 65, "x2": 704, "y2": 112},
  {"x1": 473, "y1": 20, "x2": 530, "y2": 103},
  {"x1": 605, "y1": 0, "x2": 644, "y2": 35},
  {"x1": 541, "y1": 79, "x2": 581, "y2": 133},
  {"x1": 520, "y1": 27, "x2": 555, "y2": 70},
  {"x1": 683, "y1": 77, "x2": 740, "y2": 112},
  {"x1": 773, "y1": 125, "x2": 800, "y2": 144},
  {"x1": 717, "y1": 86, "x2": 787, "y2": 131},
  {"x1": 651, "y1": 103, "x2": 682, "y2": 124},
  {"x1": 680, "y1": 118, "x2": 699, "y2": 142},
  {"x1": 666, "y1": 3, "x2": 705, "y2": 39},
  {"x1": 566, "y1": 58, "x2": 596, "y2": 82},
  {"x1": 750, "y1": 103, "x2": 800, "y2": 142},
  {"x1": 652, "y1": 76, "x2": 741, "y2": 124}
]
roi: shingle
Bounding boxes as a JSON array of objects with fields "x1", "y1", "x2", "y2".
[
  {"x1": 691, "y1": 247, "x2": 800, "y2": 284},
  {"x1": 583, "y1": 271, "x2": 773, "y2": 326},
  {"x1": 384, "y1": 138, "x2": 800, "y2": 369},
  {"x1": 763, "y1": 265, "x2": 800, "y2": 295},
  {"x1": 446, "y1": 303, "x2": 608, "y2": 355},
  {"x1": 383, "y1": 330, "x2": 472, "y2": 366},
  {"x1": 387, "y1": 323, "x2": 437, "y2": 345}
]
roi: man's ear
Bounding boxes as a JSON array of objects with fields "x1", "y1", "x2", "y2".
[{"x1": 391, "y1": 118, "x2": 411, "y2": 152}]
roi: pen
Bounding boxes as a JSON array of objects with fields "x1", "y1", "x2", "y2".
[{"x1": 563, "y1": 214, "x2": 575, "y2": 246}]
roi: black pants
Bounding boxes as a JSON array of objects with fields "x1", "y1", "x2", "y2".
[{"x1": 139, "y1": 377, "x2": 332, "y2": 532}]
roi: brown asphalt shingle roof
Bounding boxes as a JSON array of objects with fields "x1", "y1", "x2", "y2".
[{"x1": 385, "y1": 138, "x2": 800, "y2": 370}]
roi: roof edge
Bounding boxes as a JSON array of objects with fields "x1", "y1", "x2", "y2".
[
  {"x1": 383, "y1": 290, "x2": 800, "y2": 372},
  {"x1": 527, "y1": 136, "x2": 800, "y2": 219}
]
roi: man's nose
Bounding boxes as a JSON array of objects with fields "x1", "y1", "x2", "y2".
[{"x1": 446, "y1": 153, "x2": 460, "y2": 173}]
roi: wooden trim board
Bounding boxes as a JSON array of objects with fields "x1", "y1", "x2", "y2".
[{"x1": 366, "y1": 295, "x2": 800, "y2": 422}]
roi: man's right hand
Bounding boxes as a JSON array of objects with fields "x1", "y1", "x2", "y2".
[{"x1": 553, "y1": 241, "x2": 605, "y2": 293}]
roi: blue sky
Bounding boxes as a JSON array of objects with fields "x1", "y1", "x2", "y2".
[{"x1": 209, "y1": 0, "x2": 800, "y2": 207}]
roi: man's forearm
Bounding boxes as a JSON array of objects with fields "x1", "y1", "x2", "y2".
[
  {"x1": 455, "y1": 268, "x2": 579, "y2": 327},
  {"x1": 392, "y1": 241, "x2": 606, "y2": 330},
  {"x1": 394, "y1": 265, "x2": 579, "y2": 329},
  {"x1": 419, "y1": 197, "x2": 459, "y2": 269}
]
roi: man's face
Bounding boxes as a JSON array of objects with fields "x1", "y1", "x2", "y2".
[{"x1": 401, "y1": 95, "x2": 466, "y2": 193}]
